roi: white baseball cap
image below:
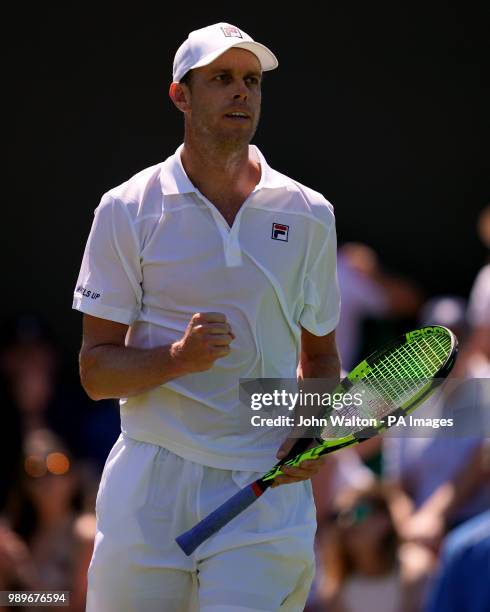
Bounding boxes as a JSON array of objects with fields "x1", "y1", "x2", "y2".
[{"x1": 172, "y1": 22, "x2": 279, "y2": 83}]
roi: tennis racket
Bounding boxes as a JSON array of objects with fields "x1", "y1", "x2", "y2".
[{"x1": 176, "y1": 325, "x2": 458, "y2": 555}]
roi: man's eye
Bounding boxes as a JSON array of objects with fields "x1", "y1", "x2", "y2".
[{"x1": 246, "y1": 77, "x2": 259, "y2": 85}]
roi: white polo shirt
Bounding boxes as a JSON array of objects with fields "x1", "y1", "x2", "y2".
[{"x1": 73, "y1": 144, "x2": 340, "y2": 471}]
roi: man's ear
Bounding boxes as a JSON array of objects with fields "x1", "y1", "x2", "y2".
[{"x1": 169, "y1": 82, "x2": 191, "y2": 113}]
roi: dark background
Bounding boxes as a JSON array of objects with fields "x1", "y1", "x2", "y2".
[{"x1": 4, "y1": 3, "x2": 489, "y2": 368}]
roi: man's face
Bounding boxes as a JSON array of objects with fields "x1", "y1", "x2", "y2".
[{"x1": 182, "y1": 48, "x2": 262, "y2": 148}]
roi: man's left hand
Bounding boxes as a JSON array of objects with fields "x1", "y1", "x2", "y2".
[{"x1": 271, "y1": 438, "x2": 326, "y2": 487}]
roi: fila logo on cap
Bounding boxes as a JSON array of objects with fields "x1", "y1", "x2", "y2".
[
  {"x1": 272, "y1": 223, "x2": 289, "y2": 241},
  {"x1": 221, "y1": 26, "x2": 243, "y2": 38}
]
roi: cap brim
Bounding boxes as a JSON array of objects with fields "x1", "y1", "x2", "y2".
[{"x1": 189, "y1": 40, "x2": 278, "y2": 75}]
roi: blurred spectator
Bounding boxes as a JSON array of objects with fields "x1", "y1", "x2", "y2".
[
  {"x1": 384, "y1": 295, "x2": 490, "y2": 540},
  {"x1": 385, "y1": 435, "x2": 489, "y2": 541},
  {"x1": 336, "y1": 242, "x2": 422, "y2": 372},
  {"x1": 0, "y1": 313, "x2": 119, "y2": 489},
  {"x1": 311, "y1": 484, "x2": 404, "y2": 612},
  {"x1": 0, "y1": 313, "x2": 84, "y2": 454},
  {"x1": 418, "y1": 295, "x2": 468, "y2": 338},
  {"x1": 307, "y1": 451, "x2": 377, "y2": 611},
  {"x1": 0, "y1": 429, "x2": 95, "y2": 612},
  {"x1": 311, "y1": 450, "x2": 375, "y2": 521},
  {"x1": 0, "y1": 314, "x2": 114, "y2": 611},
  {"x1": 383, "y1": 294, "x2": 490, "y2": 611},
  {"x1": 456, "y1": 204, "x2": 490, "y2": 378},
  {"x1": 424, "y1": 509, "x2": 490, "y2": 612}
]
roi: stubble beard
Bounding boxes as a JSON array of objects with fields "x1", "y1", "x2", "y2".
[{"x1": 189, "y1": 109, "x2": 261, "y2": 157}]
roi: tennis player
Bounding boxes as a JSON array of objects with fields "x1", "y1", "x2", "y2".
[{"x1": 73, "y1": 22, "x2": 341, "y2": 612}]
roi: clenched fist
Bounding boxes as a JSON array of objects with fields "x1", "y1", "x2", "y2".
[{"x1": 170, "y1": 312, "x2": 235, "y2": 374}]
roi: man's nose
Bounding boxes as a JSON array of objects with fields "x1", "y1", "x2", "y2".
[{"x1": 233, "y1": 82, "x2": 249, "y2": 100}]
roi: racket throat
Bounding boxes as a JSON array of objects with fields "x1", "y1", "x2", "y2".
[{"x1": 252, "y1": 481, "x2": 267, "y2": 496}]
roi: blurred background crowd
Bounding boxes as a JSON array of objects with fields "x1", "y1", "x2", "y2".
[
  {"x1": 0, "y1": 205, "x2": 488, "y2": 611},
  {"x1": 307, "y1": 203, "x2": 490, "y2": 612}
]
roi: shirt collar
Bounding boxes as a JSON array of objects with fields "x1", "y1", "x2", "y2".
[
  {"x1": 159, "y1": 143, "x2": 290, "y2": 196},
  {"x1": 159, "y1": 144, "x2": 197, "y2": 196}
]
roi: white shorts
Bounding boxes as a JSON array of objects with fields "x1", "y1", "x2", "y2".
[{"x1": 86, "y1": 434, "x2": 317, "y2": 612}]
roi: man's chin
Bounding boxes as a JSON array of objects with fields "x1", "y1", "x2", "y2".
[{"x1": 214, "y1": 125, "x2": 258, "y2": 149}]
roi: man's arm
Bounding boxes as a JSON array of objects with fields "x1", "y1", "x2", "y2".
[
  {"x1": 297, "y1": 327, "x2": 341, "y2": 381},
  {"x1": 79, "y1": 312, "x2": 234, "y2": 400},
  {"x1": 273, "y1": 328, "x2": 340, "y2": 486}
]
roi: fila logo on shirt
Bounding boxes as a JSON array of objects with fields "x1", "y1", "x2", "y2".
[
  {"x1": 221, "y1": 26, "x2": 243, "y2": 38},
  {"x1": 271, "y1": 223, "x2": 289, "y2": 242}
]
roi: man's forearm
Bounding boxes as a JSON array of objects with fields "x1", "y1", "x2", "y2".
[
  {"x1": 295, "y1": 353, "x2": 341, "y2": 430},
  {"x1": 298, "y1": 353, "x2": 341, "y2": 381},
  {"x1": 79, "y1": 344, "x2": 185, "y2": 401}
]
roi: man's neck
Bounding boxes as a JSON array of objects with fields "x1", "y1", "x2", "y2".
[{"x1": 180, "y1": 134, "x2": 261, "y2": 222}]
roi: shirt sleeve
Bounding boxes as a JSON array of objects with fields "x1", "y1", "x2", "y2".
[
  {"x1": 72, "y1": 194, "x2": 142, "y2": 325},
  {"x1": 299, "y1": 221, "x2": 341, "y2": 336}
]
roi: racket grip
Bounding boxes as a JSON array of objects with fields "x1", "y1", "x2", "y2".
[
  {"x1": 176, "y1": 483, "x2": 262, "y2": 556},
  {"x1": 282, "y1": 437, "x2": 316, "y2": 460}
]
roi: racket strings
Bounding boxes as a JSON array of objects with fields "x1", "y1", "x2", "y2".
[
  {"x1": 365, "y1": 332, "x2": 451, "y2": 406},
  {"x1": 320, "y1": 332, "x2": 452, "y2": 439}
]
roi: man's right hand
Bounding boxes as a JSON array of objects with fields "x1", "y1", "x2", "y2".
[
  {"x1": 79, "y1": 312, "x2": 235, "y2": 400},
  {"x1": 170, "y1": 312, "x2": 235, "y2": 374}
]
